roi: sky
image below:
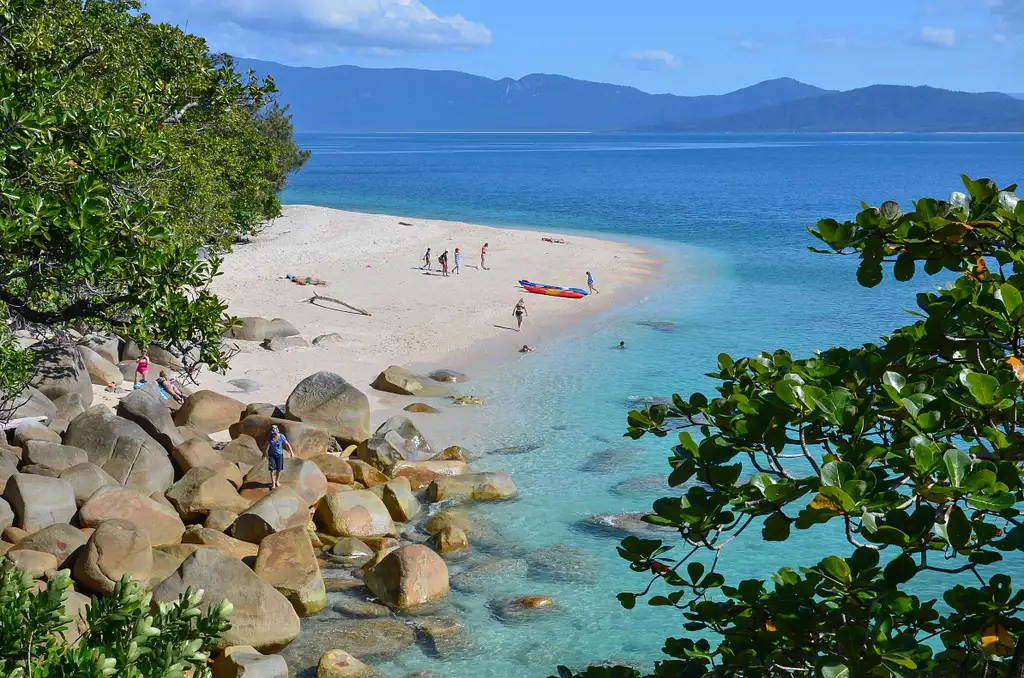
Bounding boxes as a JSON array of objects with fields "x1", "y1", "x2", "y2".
[{"x1": 143, "y1": 0, "x2": 1024, "y2": 95}]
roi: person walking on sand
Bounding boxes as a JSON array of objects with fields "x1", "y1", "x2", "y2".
[
  {"x1": 481, "y1": 242, "x2": 489, "y2": 270},
  {"x1": 513, "y1": 298, "x2": 528, "y2": 331},
  {"x1": 440, "y1": 249, "x2": 449, "y2": 277},
  {"x1": 423, "y1": 248, "x2": 432, "y2": 270},
  {"x1": 586, "y1": 271, "x2": 599, "y2": 294},
  {"x1": 263, "y1": 425, "x2": 294, "y2": 489},
  {"x1": 453, "y1": 248, "x2": 461, "y2": 275}
]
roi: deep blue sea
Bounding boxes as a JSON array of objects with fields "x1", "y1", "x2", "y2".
[{"x1": 282, "y1": 134, "x2": 1024, "y2": 677}]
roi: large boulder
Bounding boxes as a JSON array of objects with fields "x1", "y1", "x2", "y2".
[
  {"x1": 317, "y1": 650, "x2": 381, "y2": 678},
  {"x1": 165, "y1": 468, "x2": 250, "y2": 522},
  {"x1": 10, "y1": 523, "x2": 88, "y2": 568},
  {"x1": 426, "y1": 472, "x2": 517, "y2": 502},
  {"x1": 347, "y1": 460, "x2": 388, "y2": 488},
  {"x1": 230, "y1": 416, "x2": 330, "y2": 460},
  {"x1": 150, "y1": 544, "x2": 204, "y2": 586},
  {"x1": 64, "y1": 407, "x2": 174, "y2": 495},
  {"x1": 364, "y1": 544, "x2": 449, "y2": 611},
  {"x1": 0, "y1": 498, "x2": 13, "y2": 533},
  {"x1": 77, "y1": 345, "x2": 123, "y2": 387},
  {"x1": 172, "y1": 439, "x2": 243, "y2": 487},
  {"x1": 22, "y1": 441, "x2": 88, "y2": 473},
  {"x1": 13, "y1": 420, "x2": 61, "y2": 447},
  {"x1": 391, "y1": 459, "x2": 471, "y2": 491},
  {"x1": 220, "y1": 435, "x2": 264, "y2": 467},
  {"x1": 356, "y1": 417, "x2": 433, "y2": 474},
  {"x1": 52, "y1": 393, "x2": 86, "y2": 424},
  {"x1": 212, "y1": 645, "x2": 289, "y2": 678},
  {"x1": 227, "y1": 317, "x2": 299, "y2": 342},
  {"x1": 242, "y1": 459, "x2": 327, "y2": 506},
  {"x1": 253, "y1": 526, "x2": 325, "y2": 616},
  {"x1": 181, "y1": 526, "x2": 258, "y2": 560},
  {"x1": 30, "y1": 342, "x2": 93, "y2": 408},
  {"x1": 122, "y1": 341, "x2": 184, "y2": 370},
  {"x1": 150, "y1": 547, "x2": 301, "y2": 652},
  {"x1": 284, "y1": 372, "x2": 370, "y2": 446},
  {"x1": 370, "y1": 366, "x2": 447, "y2": 397},
  {"x1": 59, "y1": 463, "x2": 119, "y2": 508},
  {"x1": 2, "y1": 387, "x2": 56, "y2": 423},
  {"x1": 78, "y1": 335, "x2": 120, "y2": 366},
  {"x1": 7, "y1": 549, "x2": 58, "y2": 578},
  {"x1": 79, "y1": 486, "x2": 185, "y2": 546},
  {"x1": 117, "y1": 386, "x2": 184, "y2": 452},
  {"x1": 172, "y1": 391, "x2": 246, "y2": 435},
  {"x1": 378, "y1": 478, "x2": 420, "y2": 523},
  {"x1": 314, "y1": 490, "x2": 395, "y2": 539},
  {"x1": 262, "y1": 336, "x2": 309, "y2": 351},
  {"x1": 311, "y1": 455, "x2": 354, "y2": 485},
  {"x1": 2, "y1": 474, "x2": 76, "y2": 532},
  {"x1": 229, "y1": 487, "x2": 308, "y2": 545},
  {"x1": 73, "y1": 519, "x2": 152, "y2": 595}
]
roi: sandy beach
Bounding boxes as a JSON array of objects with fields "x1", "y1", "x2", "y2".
[{"x1": 191, "y1": 205, "x2": 658, "y2": 418}]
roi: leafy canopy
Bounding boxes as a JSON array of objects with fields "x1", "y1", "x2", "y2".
[
  {"x1": 0, "y1": 559, "x2": 231, "y2": 678},
  {"x1": 0, "y1": 0, "x2": 308, "y2": 396},
  {"x1": 555, "y1": 176, "x2": 1024, "y2": 678}
]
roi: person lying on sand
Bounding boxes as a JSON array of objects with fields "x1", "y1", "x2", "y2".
[
  {"x1": 286, "y1": 273, "x2": 327, "y2": 286},
  {"x1": 542, "y1": 237, "x2": 568, "y2": 244},
  {"x1": 157, "y1": 371, "x2": 187, "y2": 403},
  {"x1": 519, "y1": 344, "x2": 535, "y2": 353}
]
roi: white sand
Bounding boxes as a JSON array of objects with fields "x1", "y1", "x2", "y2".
[{"x1": 192, "y1": 205, "x2": 658, "y2": 418}]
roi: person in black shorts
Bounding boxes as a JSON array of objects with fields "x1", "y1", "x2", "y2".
[{"x1": 262, "y1": 425, "x2": 294, "y2": 489}]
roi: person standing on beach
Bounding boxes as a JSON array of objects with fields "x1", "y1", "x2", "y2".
[
  {"x1": 453, "y1": 248, "x2": 461, "y2": 274},
  {"x1": 439, "y1": 249, "x2": 449, "y2": 277},
  {"x1": 513, "y1": 298, "x2": 528, "y2": 331},
  {"x1": 423, "y1": 248, "x2": 432, "y2": 270},
  {"x1": 481, "y1": 242, "x2": 489, "y2": 270},
  {"x1": 587, "y1": 271, "x2": 599, "y2": 294},
  {"x1": 134, "y1": 350, "x2": 149, "y2": 385},
  {"x1": 263, "y1": 425, "x2": 294, "y2": 489}
]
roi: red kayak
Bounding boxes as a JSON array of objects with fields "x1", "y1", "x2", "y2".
[{"x1": 523, "y1": 284, "x2": 585, "y2": 299}]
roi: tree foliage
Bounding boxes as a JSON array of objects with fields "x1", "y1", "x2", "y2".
[
  {"x1": 555, "y1": 176, "x2": 1024, "y2": 678},
  {"x1": 0, "y1": 559, "x2": 231, "y2": 678},
  {"x1": 0, "y1": 0, "x2": 309, "y2": 388}
]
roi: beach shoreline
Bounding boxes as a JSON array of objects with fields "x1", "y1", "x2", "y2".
[{"x1": 193, "y1": 204, "x2": 662, "y2": 438}]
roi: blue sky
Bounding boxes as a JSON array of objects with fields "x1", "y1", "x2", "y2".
[{"x1": 144, "y1": 0, "x2": 1024, "y2": 95}]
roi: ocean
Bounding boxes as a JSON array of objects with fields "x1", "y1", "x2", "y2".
[{"x1": 282, "y1": 133, "x2": 1024, "y2": 677}]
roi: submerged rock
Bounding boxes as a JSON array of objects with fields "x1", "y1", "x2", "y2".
[
  {"x1": 410, "y1": 616, "x2": 470, "y2": 657},
  {"x1": 488, "y1": 595, "x2": 558, "y2": 623},
  {"x1": 525, "y1": 544, "x2": 598, "y2": 583},
  {"x1": 427, "y1": 369, "x2": 467, "y2": 383},
  {"x1": 612, "y1": 475, "x2": 675, "y2": 497},
  {"x1": 582, "y1": 513, "x2": 678, "y2": 539},
  {"x1": 488, "y1": 443, "x2": 541, "y2": 456},
  {"x1": 633, "y1": 320, "x2": 680, "y2": 333},
  {"x1": 450, "y1": 395, "x2": 486, "y2": 406},
  {"x1": 403, "y1": 403, "x2": 439, "y2": 414},
  {"x1": 450, "y1": 558, "x2": 529, "y2": 593},
  {"x1": 578, "y1": 448, "x2": 644, "y2": 474}
]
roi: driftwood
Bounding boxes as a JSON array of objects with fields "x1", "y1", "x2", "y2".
[{"x1": 306, "y1": 291, "x2": 371, "y2": 316}]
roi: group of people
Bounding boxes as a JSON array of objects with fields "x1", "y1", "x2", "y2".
[
  {"x1": 133, "y1": 350, "x2": 188, "y2": 403},
  {"x1": 422, "y1": 242, "x2": 489, "y2": 276}
]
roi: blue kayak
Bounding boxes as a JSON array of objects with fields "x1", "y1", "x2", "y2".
[{"x1": 519, "y1": 279, "x2": 589, "y2": 296}]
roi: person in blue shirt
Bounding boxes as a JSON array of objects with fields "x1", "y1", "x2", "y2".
[
  {"x1": 586, "y1": 271, "x2": 599, "y2": 294},
  {"x1": 262, "y1": 425, "x2": 294, "y2": 489}
]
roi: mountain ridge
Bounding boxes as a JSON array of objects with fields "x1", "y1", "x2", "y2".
[{"x1": 235, "y1": 58, "x2": 1024, "y2": 133}]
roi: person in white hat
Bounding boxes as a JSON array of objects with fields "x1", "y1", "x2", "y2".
[{"x1": 262, "y1": 425, "x2": 294, "y2": 489}]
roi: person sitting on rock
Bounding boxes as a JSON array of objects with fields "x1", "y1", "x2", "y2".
[
  {"x1": 157, "y1": 370, "x2": 187, "y2": 403},
  {"x1": 263, "y1": 425, "x2": 294, "y2": 489}
]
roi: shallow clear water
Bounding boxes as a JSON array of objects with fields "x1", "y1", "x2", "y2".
[{"x1": 282, "y1": 133, "x2": 1024, "y2": 677}]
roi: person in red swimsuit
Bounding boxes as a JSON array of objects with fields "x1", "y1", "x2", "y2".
[{"x1": 134, "y1": 350, "x2": 150, "y2": 385}]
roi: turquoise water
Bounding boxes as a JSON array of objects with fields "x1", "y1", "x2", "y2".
[{"x1": 282, "y1": 134, "x2": 1024, "y2": 677}]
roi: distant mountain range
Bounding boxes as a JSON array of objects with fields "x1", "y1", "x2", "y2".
[{"x1": 236, "y1": 58, "x2": 1024, "y2": 133}]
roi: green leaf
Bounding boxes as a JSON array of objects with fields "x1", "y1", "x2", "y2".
[
  {"x1": 687, "y1": 562, "x2": 704, "y2": 584},
  {"x1": 883, "y1": 554, "x2": 917, "y2": 586},
  {"x1": 999, "y1": 283, "x2": 1023, "y2": 315},
  {"x1": 822, "y1": 662, "x2": 850, "y2": 678},
  {"x1": 762, "y1": 513, "x2": 791, "y2": 542},
  {"x1": 893, "y1": 252, "x2": 915, "y2": 282},
  {"x1": 820, "y1": 461, "x2": 855, "y2": 488},
  {"x1": 616, "y1": 592, "x2": 636, "y2": 610},
  {"x1": 818, "y1": 555, "x2": 852, "y2": 585},
  {"x1": 945, "y1": 506, "x2": 972, "y2": 549},
  {"x1": 967, "y1": 492, "x2": 1017, "y2": 511},
  {"x1": 944, "y1": 449, "x2": 971, "y2": 487},
  {"x1": 965, "y1": 372, "x2": 1000, "y2": 406}
]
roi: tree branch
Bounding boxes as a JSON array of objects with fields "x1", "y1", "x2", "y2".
[{"x1": 56, "y1": 43, "x2": 103, "y2": 78}]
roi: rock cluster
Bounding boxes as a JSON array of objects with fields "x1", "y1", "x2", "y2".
[{"x1": 2, "y1": 358, "x2": 528, "y2": 677}]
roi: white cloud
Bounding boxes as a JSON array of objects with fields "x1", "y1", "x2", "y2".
[
  {"x1": 620, "y1": 50, "x2": 681, "y2": 71},
  {"x1": 916, "y1": 26, "x2": 958, "y2": 47},
  {"x1": 144, "y1": 0, "x2": 492, "y2": 59},
  {"x1": 984, "y1": 0, "x2": 1024, "y2": 33},
  {"x1": 735, "y1": 39, "x2": 765, "y2": 52}
]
